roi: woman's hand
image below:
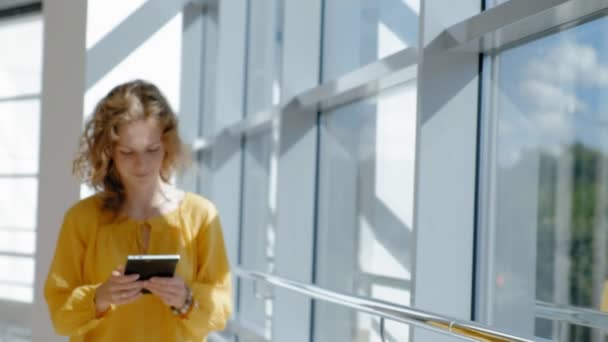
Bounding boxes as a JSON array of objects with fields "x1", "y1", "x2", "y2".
[
  {"x1": 94, "y1": 266, "x2": 143, "y2": 315},
  {"x1": 143, "y1": 275, "x2": 188, "y2": 309}
]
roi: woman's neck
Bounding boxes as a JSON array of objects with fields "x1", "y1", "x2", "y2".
[{"x1": 122, "y1": 179, "x2": 173, "y2": 220}]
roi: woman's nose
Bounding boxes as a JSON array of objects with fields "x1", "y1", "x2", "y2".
[{"x1": 133, "y1": 153, "x2": 147, "y2": 168}]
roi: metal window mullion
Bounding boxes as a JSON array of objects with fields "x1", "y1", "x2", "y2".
[
  {"x1": 0, "y1": 251, "x2": 34, "y2": 259},
  {"x1": 0, "y1": 94, "x2": 40, "y2": 103},
  {"x1": 0, "y1": 227, "x2": 35, "y2": 233},
  {"x1": 0, "y1": 1, "x2": 41, "y2": 19},
  {"x1": 0, "y1": 174, "x2": 38, "y2": 178},
  {"x1": 192, "y1": 47, "x2": 418, "y2": 152}
]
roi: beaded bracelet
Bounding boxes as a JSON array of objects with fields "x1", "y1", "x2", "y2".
[{"x1": 171, "y1": 286, "x2": 193, "y2": 317}]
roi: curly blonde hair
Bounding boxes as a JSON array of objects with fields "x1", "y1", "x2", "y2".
[{"x1": 73, "y1": 80, "x2": 188, "y2": 212}]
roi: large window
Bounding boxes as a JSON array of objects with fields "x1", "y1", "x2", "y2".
[
  {"x1": 314, "y1": 81, "x2": 416, "y2": 341},
  {"x1": 478, "y1": 14, "x2": 608, "y2": 342},
  {"x1": 236, "y1": 0, "x2": 284, "y2": 338},
  {"x1": 239, "y1": 131, "x2": 275, "y2": 337},
  {"x1": 322, "y1": 0, "x2": 419, "y2": 81},
  {"x1": 0, "y1": 13, "x2": 42, "y2": 304},
  {"x1": 312, "y1": 0, "x2": 419, "y2": 340}
]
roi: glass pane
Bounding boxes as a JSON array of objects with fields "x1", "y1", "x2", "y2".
[
  {"x1": 314, "y1": 82, "x2": 417, "y2": 342},
  {"x1": 322, "y1": 0, "x2": 419, "y2": 81},
  {"x1": 0, "y1": 15, "x2": 42, "y2": 98},
  {"x1": 0, "y1": 256, "x2": 34, "y2": 286},
  {"x1": 86, "y1": 0, "x2": 147, "y2": 49},
  {"x1": 0, "y1": 322, "x2": 31, "y2": 341},
  {"x1": 0, "y1": 100, "x2": 40, "y2": 174},
  {"x1": 0, "y1": 283, "x2": 33, "y2": 303},
  {"x1": 478, "y1": 16, "x2": 608, "y2": 341},
  {"x1": 83, "y1": 12, "x2": 183, "y2": 117},
  {"x1": 0, "y1": 230, "x2": 34, "y2": 255},
  {"x1": 0, "y1": 178, "x2": 37, "y2": 229},
  {"x1": 245, "y1": 0, "x2": 284, "y2": 114},
  {"x1": 0, "y1": 250, "x2": 35, "y2": 308},
  {"x1": 239, "y1": 131, "x2": 274, "y2": 337},
  {"x1": 200, "y1": 9, "x2": 219, "y2": 137}
]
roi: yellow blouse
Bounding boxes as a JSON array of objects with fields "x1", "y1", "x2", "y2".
[{"x1": 44, "y1": 192, "x2": 232, "y2": 341}]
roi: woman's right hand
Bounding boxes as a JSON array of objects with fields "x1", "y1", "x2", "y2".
[{"x1": 94, "y1": 266, "x2": 143, "y2": 315}]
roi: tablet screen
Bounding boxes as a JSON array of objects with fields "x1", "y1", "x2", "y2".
[{"x1": 124, "y1": 254, "x2": 180, "y2": 293}]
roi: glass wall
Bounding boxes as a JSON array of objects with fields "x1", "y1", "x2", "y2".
[
  {"x1": 478, "y1": 13, "x2": 608, "y2": 342},
  {"x1": 322, "y1": 0, "x2": 419, "y2": 81},
  {"x1": 0, "y1": 11, "x2": 42, "y2": 341},
  {"x1": 0, "y1": 11, "x2": 42, "y2": 306},
  {"x1": 314, "y1": 81, "x2": 417, "y2": 341},
  {"x1": 311, "y1": 0, "x2": 419, "y2": 340},
  {"x1": 239, "y1": 130, "x2": 275, "y2": 337},
  {"x1": 236, "y1": 0, "x2": 284, "y2": 339}
]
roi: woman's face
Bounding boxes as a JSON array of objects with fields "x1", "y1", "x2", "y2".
[{"x1": 112, "y1": 118, "x2": 165, "y2": 189}]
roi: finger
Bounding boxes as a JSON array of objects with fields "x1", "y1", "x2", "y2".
[
  {"x1": 145, "y1": 283, "x2": 179, "y2": 300},
  {"x1": 114, "y1": 286, "x2": 143, "y2": 301},
  {"x1": 172, "y1": 275, "x2": 185, "y2": 283},
  {"x1": 147, "y1": 284, "x2": 185, "y2": 308},
  {"x1": 111, "y1": 265, "x2": 125, "y2": 277},
  {"x1": 120, "y1": 292, "x2": 142, "y2": 305},
  {"x1": 112, "y1": 288, "x2": 142, "y2": 305},
  {"x1": 111, "y1": 280, "x2": 144, "y2": 292},
  {"x1": 149, "y1": 277, "x2": 171, "y2": 285},
  {"x1": 150, "y1": 276, "x2": 184, "y2": 287},
  {"x1": 111, "y1": 274, "x2": 140, "y2": 284},
  {"x1": 145, "y1": 286, "x2": 173, "y2": 304},
  {"x1": 145, "y1": 281, "x2": 183, "y2": 297}
]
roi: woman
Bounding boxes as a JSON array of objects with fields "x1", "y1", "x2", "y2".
[{"x1": 44, "y1": 80, "x2": 232, "y2": 341}]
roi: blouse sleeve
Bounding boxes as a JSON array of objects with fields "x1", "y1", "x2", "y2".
[
  {"x1": 44, "y1": 208, "x2": 109, "y2": 336},
  {"x1": 179, "y1": 204, "x2": 233, "y2": 338}
]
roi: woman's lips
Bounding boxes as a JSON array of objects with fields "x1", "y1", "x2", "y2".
[{"x1": 133, "y1": 173, "x2": 150, "y2": 178}]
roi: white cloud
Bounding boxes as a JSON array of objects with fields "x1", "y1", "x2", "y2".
[
  {"x1": 521, "y1": 79, "x2": 585, "y2": 113},
  {"x1": 498, "y1": 38, "x2": 608, "y2": 167},
  {"x1": 526, "y1": 40, "x2": 608, "y2": 88}
]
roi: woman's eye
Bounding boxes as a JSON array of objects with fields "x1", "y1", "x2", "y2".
[
  {"x1": 120, "y1": 151, "x2": 133, "y2": 156},
  {"x1": 147, "y1": 148, "x2": 160, "y2": 153}
]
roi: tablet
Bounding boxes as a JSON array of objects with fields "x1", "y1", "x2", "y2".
[{"x1": 124, "y1": 254, "x2": 180, "y2": 293}]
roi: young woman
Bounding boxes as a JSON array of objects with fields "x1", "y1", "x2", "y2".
[{"x1": 44, "y1": 80, "x2": 232, "y2": 341}]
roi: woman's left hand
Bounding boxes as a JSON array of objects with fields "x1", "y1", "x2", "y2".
[{"x1": 143, "y1": 276, "x2": 188, "y2": 308}]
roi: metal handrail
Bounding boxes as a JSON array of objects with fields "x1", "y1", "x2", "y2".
[
  {"x1": 535, "y1": 300, "x2": 608, "y2": 331},
  {"x1": 234, "y1": 268, "x2": 541, "y2": 342}
]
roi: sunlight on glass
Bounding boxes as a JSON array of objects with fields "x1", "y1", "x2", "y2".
[
  {"x1": 402, "y1": 0, "x2": 420, "y2": 14},
  {"x1": 0, "y1": 100, "x2": 40, "y2": 174},
  {"x1": 378, "y1": 22, "x2": 406, "y2": 58},
  {"x1": 0, "y1": 15, "x2": 42, "y2": 98},
  {"x1": 315, "y1": 82, "x2": 417, "y2": 341},
  {"x1": 0, "y1": 230, "x2": 35, "y2": 255},
  {"x1": 371, "y1": 284, "x2": 411, "y2": 336},
  {"x1": 86, "y1": 0, "x2": 148, "y2": 49},
  {"x1": 360, "y1": 219, "x2": 411, "y2": 279},
  {"x1": 0, "y1": 284, "x2": 32, "y2": 303},
  {"x1": 0, "y1": 178, "x2": 37, "y2": 229},
  {"x1": 0, "y1": 256, "x2": 34, "y2": 285},
  {"x1": 375, "y1": 81, "x2": 416, "y2": 229},
  {"x1": 84, "y1": 12, "x2": 183, "y2": 120}
]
